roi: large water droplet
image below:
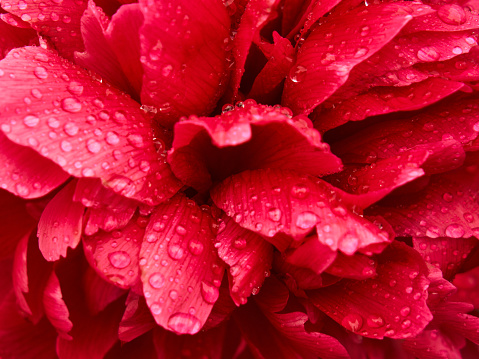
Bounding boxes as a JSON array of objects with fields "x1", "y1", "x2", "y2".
[
  {"x1": 417, "y1": 47, "x2": 440, "y2": 62},
  {"x1": 67, "y1": 81, "x2": 84, "y2": 96},
  {"x1": 86, "y1": 139, "x2": 101, "y2": 153},
  {"x1": 34, "y1": 66, "x2": 48, "y2": 79},
  {"x1": 341, "y1": 313, "x2": 363, "y2": 332},
  {"x1": 445, "y1": 223, "x2": 465, "y2": 238},
  {"x1": 105, "y1": 131, "x2": 120, "y2": 145},
  {"x1": 108, "y1": 251, "x2": 131, "y2": 269},
  {"x1": 23, "y1": 115, "x2": 39, "y2": 127},
  {"x1": 201, "y1": 281, "x2": 220, "y2": 304},
  {"x1": 437, "y1": 4, "x2": 466, "y2": 25},
  {"x1": 291, "y1": 184, "x2": 309, "y2": 199},
  {"x1": 267, "y1": 208, "x2": 282, "y2": 222},
  {"x1": 62, "y1": 97, "x2": 82, "y2": 113},
  {"x1": 168, "y1": 242, "x2": 185, "y2": 260},
  {"x1": 149, "y1": 272, "x2": 165, "y2": 288},
  {"x1": 290, "y1": 65, "x2": 307, "y2": 83},
  {"x1": 366, "y1": 314, "x2": 385, "y2": 328},
  {"x1": 167, "y1": 312, "x2": 201, "y2": 334},
  {"x1": 295, "y1": 211, "x2": 319, "y2": 229},
  {"x1": 400, "y1": 306, "x2": 411, "y2": 317},
  {"x1": 339, "y1": 233, "x2": 359, "y2": 255},
  {"x1": 188, "y1": 239, "x2": 204, "y2": 255}
]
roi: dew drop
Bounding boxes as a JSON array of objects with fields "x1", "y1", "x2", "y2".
[
  {"x1": 127, "y1": 134, "x2": 145, "y2": 148},
  {"x1": 105, "y1": 131, "x2": 120, "y2": 145},
  {"x1": 60, "y1": 140, "x2": 72, "y2": 152},
  {"x1": 149, "y1": 272, "x2": 165, "y2": 288},
  {"x1": 168, "y1": 243, "x2": 185, "y2": 260},
  {"x1": 295, "y1": 211, "x2": 319, "y2": 229},
  {"x1": 452, "y1": 46, "x2": 463, "y2": 55},
  {"x1": 233, "y1": 238, "x2": 247, "y2": 249},
  {"x1": 437, "y1": 4, "x2": 466, "y2": 25},
  {"x1": 354, "y1": 47, "x2": 369, "y2": 58},
  {"x1": 188, "y1": 239, "x2": 204, "y2": 255},
  {"x1": 366, "y1": 315, "x2": 384, "y2": 328},
  {"x1": 169, "y1": 290, "x2": 178, "y2": 300},
  {"x1": 267, "y1": 208, "x2": 282, "y2": 222},
  {"x1": 167, "y1": 312, "x2": 201, "y2": 334},
  {"x1": 15, "y1": 183, "x2": 30, "y2": 197},
  {"x1": 341, "y1": 313, "x2": 363, "y2": 332},
  {"x1": 401, "y1": 319, "x2": 412, "y2": 329},
  {"x1": 445, "y1": 223, "x2": 465, "y2": 238},
  {"x1": 86, "y1": 139, "x2": 101, "y2": 153},
  {"x1": 417, "y1": 47, "x2": 440, "y2": 62},
  {"x1": 400, "y1": 306, "x2": 411, "y2": 317},
  {"x1": 150, "y1": 303, "x2": 162, "y2": 315},
  {"x1": 67, "y1": 81, "x2": 84, "y2": 96},
  {"x1": 175, "y1": 225, "x2": 187, "y2": 235},
  {"x1": 61, "y1": 97, "x2": 82, "y2": 113},
  {"x1": 34, "y1": 66, "x2": 48, "y2": 79},
  {"x1": 145, "y1": 233, "x2": 157, "y2": 243},
  {"x1": 290, "y1": 65, "x2": 307, "y2": 83},
  {"x1": 201, "y1": 281, "x2": 220, "y2": 304},
  {"x1": 291, "y1": 184, "x2": 309, "y2": 198},
  {"x1": 64, "y1": 122, "x2": 79, "y2": 136},
  {"x1": 339, "y1": 233, "x2": 359, "y2": 255},
  {"x1": 108, "y1": 251, "x2": 131, "y2": 269},
  {"x1": 23, "y1": 115, "x2": 39, "y2": 127}
]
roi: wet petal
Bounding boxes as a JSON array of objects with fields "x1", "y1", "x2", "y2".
[
  {"x1": 118, "y1": 291, "x2": 155, "y2": 342},
  {"x1": 452, "y1": 266, "x2": 479, "y2": 309},
  {"x1": 309, "y1": 241, "x2": 432, "y2": 339},
  {"x1": 215, "y1": 215, "x2": 273, "y2": 306},
  {"x1": 139, "y1": 0, "x2": 230, "y2": 127},
  {"x1": 402, "y1": 329, "x2": 463, "y2": 359},
  {"x1": 0, "y1": 46, "x2": 182, "y2": 205},
  {"x1": 0, "y1": 15, "x2": 37, "y2": 59},
  {"x1": 37, "y1": 181, "x2": 85, "y2": 261},
  {"x1": 324, "y1": 252, "x2": 377, "y2": 280},
  {"x1": 140, "y1": 195, "x2": 225, "y2": 334}
]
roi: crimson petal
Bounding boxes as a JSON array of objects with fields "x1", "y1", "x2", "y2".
[
  {"x1": 140, "y1": 195, "x2": 225, "y2": 334},
  {"x1": 452, "y1": 266, "x2": 479, "y2": 308},
  {"x1": 215, "y1": 215, "x2": 273, "y2": 306},
  {"x1": 324, "y1": 252, "x2": 377, "y2": 280},
  {"x1": 0, "y1": 0, "x2": 86, "y2": 60},
  {"x1": 37, "y1": 181, "x2": 85, "y2": 261},
  {"x1": 0, "y1": 15, "x2": 37, "y2": 59},
  {"x1": 83, "y1": 215, "x2": 144, "y2": 289},
  {"x1": 309, "y1": 241, "x2": 432, "y2": 339},
  {"x1": 0, "y1": 46, "x2": 182, "y2": 205},
  {"x1": 138, "y1": 0, "x2": 230, "y2": 127},
  {"x1": 282, "y1": 2, "x2": 415, "y2": 115},
  {"x1": 402, "y1": 329, "x2": 463, "y2": 359},
  {"x1": 118, "y1": 291, "x2": 155, "y2": 342},
  {"x1": 42, "y1": 271, "x2": 73, "y2": 339}
]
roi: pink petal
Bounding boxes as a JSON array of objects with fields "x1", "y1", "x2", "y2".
[
  {"x1": 0, "y1": 46, "x2": 182, "y2": 205},
  {"x1": 118, "y1": 291, "x2": 155, "y2": 342},
  {"x1": 248, "y1": 32, "x2": 295, "y2": 104},
  {"x1": 82, "y1": 266, "x2": 126, "y2": 315},
  {"x1": 215, "y1": 215, "x2": 273, "y2": 306},
  {"x1": 169, "y1": 102, "x2": 342, "y2": 191},
  {"x1": 316, "y1": 78, "x2": 465, "y2": 132},
  {"x1": 0, "y1": 16, "x2": 37, "y2": 59},
  {"x1": 452, "y1": 266, "x2": 479, "y2": 308},
  {"x1": 432, "y1": 301, "x2": 479, "y2": 345},
  {"x1": 229, "y1": 0, "x2": 281, "y2": 101},
  {"x1": 282, "y1": 2, "x2": 414, "y2": 115},
  {"x1": 37, "y1": 181, "x2": 85, "y2": 261},
  {"x1": 283, "y1": 235, "x2": 337, "y2": 274},
  {"x1": 42, "y1": 271, "x2": 73, "y2": 340},
  {"x1": 0, "y1": 132, "x2": 70, "y2": 198},
  {"x1": 212, "y1": 169, "x2": 392, "y2": 253},
  {"x1": 324, "y1": 252, "x2": 377, "y2": 280},
  {"x1": 13, "y1": 232, "x2": 52, "y2": 324},
  {"x1": 1, "y1": 0, "x2": 87, "y2": 60},
  {"x1": 83, "y1": 215, "x2": 144, "y2": 289},
  {"x1": 202, "y1": 280, "x2": 237, "y2": 330},
  {"x1": 372, "y1": 153, "x2": 479, "y2": 238},
  {"x1": 309, "y1": 241, "x2": 433, "y2": 339},
  {"x1": 104, "y1": 3, "x2": 144, "y2": 96},
  {"x1": 413, "y1": 236, "x2": 478, "y2": 279},
  {"x1": 0, "y1": 188, "x2": 36, "y2": 259},
  {"x1": 75, "y1": 0, "x2": 134, "y2": 94},
  {"x1": 0, "y1": 291, "x2": 57, "y2": 359},
  {"x1": 402, "y1": 329, "x2": 463, "y2": 359},
  {"x1": 138, "y1": 0, "x2": 230, "y2": 127},
  {"x1": 140, "y1": 195, "x2": 225, "y2": 334}
]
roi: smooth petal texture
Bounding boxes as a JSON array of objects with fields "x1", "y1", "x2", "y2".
[
  {"x1": 316, "y1": 78, "x2": 465, "y2": 132},
  {"x1": 215, "y1": 215, "x2": 273, "y2": 306},
  {"x1": 139, "y1": 0, "x2": 230, "y2": 127},
  {"x1": 0, "y1": 188, "x2": 36, "y2": 259},
  {"x1": 169, "y1": 103, "x2": 342, "y2": 191},
  {"x1": 42, "y1": 271, "x2": 73, "y2": 339},
  {"x1": 0, "y1": 0, "x2": 86, "y2": 60},
  {"x1": 75, "y1": 0, "x2": 134, "y2": 94},
  {"x1": 104, "y1": 3, "x2": 144, "y2": 96},
  {"x1": 284, "y1": 235, "x2": 337, "y2": 274},
  {"x1": 37, "y1": 181, "x2": 85, "y2": 261},
  {"x1": 83, "y1": 215, "x2": 144, "y2": 289},
  {"x1": 324, "y1": 252, "x2": 377, "y2": 280},
  {"x1": 0, "y1": 15, "x2": 37, "y2": 59},
  {"x1": 229, "y1": 0, "x2": 281, "y2": 99},
  {"x1": 0, "y1": 131, "x2": 70, "y2": 198},
  {"x1": 118, "y1": 291, "x2": 155, "y2": 342},
  {"x1": 402, "y1": 329, "x2": 463, "y2": 359},
  {"x1": 309, "y1": 241, "x2": 432, "y2": 339},
  {"x1": 0, "y1": 291, "x2": 57, "y2": 359},
  {"x1": 140, "y1": 195, "x2": 225, "y2": 334},
  {"x1": 432, "y1": 301, "x2": 479, "y2": 345},
  {"x1": 452, "y1": 266, "x2": 479, "y2": 308},
  {"x1": 0, "y1": 46, "x2": 182, "y2": 205},
  {"x1": 372, "y1": 153, "x2": 479, "y2": 238},
  {"x1": 413, "y1": 236, "x2": 478, "y2": 279},
  {"x1": 282, "y1": 3, "x2": 414, "y2": 115}
]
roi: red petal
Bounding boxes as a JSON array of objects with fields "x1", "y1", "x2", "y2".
[
  {"x1": 0, "y1": 16, "x2": 37, "y2": 59},
  {"x1": 42, "y1": 271, "x2": 73, "y2": 339},
  {"x1": 0, "y1": 132, "x2": 69, "y2": 198},
  {"x1": 402, "y1": 329, "x2": 463, "y2": 359},
  {"x1": 83, "y1": 215, "x2": 144, "y2": 288},
  {"x1": 452, "y1": 266, "x2": 479, "y2": 308},
  {"x1": 1, "y1": 0, "x2": 86, "y2": 60},
  {"x1": 203, "y1": 279, "x2": 237, "y2": 330},
  {"x1": 104, "y1": 3, "x2": 144, "y2": 96},
  {"x1": 138, "y1": 0, "x2": 230, "y2": 127},
  {"x1": 284, "y1": 235, "x2": 337, "y2": 274},
  {"x1": 0, "y1": 291, "x2": 57, "y2": 359},
  {"x1": 140, "y1": 195, "x2": 225, "y2": 334},
  {"x1": 282, "y1": 3, "x2": 414, "y2": 115},
  {"x1": 0, "y1": 188, "x2": 36, "y2": 259},
  {"x1": 215, "y1": 215, "x2": 273, "y2": 306},
  {"x1": 372, "y1": 153, "x2": 479, "y2": 238},
  {"x1": 413, "y1": 236, "x2": 478, "y2": 279},
  {"x1": 229, "y1": 0, "x2": 281, "y2": 101},
  {"x1": 316, "y1": 78, "x2": 465, "y2": 132},
  {"x1": 118, "y1": 291, "x2": 155, "y2": 342},
  {"x1": 75, "y1": 0, "x2": 134, "y2": 94},
  {"x1": 0, "y1": 46, "x2": 182, "y2": 205},
  {"x1": 325, "y1": 252, "x2": 377, "y2": 280},
  {"x1": 309, "y1": 241, "x2": 432, "y2": 339},
  {"x1": 432, "y1": 301, "x2": 479, "y2": 345},
  {"x1": 170, "y1": 102, "x2": 342, "y2": 191},
  {"x1": 13, "y1": 232, "x2": 52, "y2": 324},
  {"x1": 37, "y1": 181, "x2": 85, "y2": 261}
]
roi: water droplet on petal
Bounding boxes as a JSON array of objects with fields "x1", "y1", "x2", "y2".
[
  {"x1": 34, "y1": 66, "x2": 48, "y2": 79},
  {"x1": 150, "y1": 303, "x2": 162, "y2": 315},
  {"x1": 437, "y1": 4, "x2": 466, "y2": 25},
  {"x1": 233, "y1": 238, "x2": 247, "y2": 249},
  {"x1": 105, "y1": 131, "x2": 120, "y2": 145},
  {"x1": 67, "y1": 81, "x2": 84, "y2": 96},
  {"x1": 400, "y1": 306, "x2": 411, "y2": 317},
  {"x1": 295, "y1": 211, "x2": 319, "y2": 229},
  {"x1": 201, "y1": 281, "x2": 220, "y2": 304},
  {"x1": 291, "y1": 184, "x2": 309, "y2": 198},
  {"x1": 61, "y1": 97, "x2": 82, "y2": 113},
  {"x1": 176, "y1": 225, "x2": 186, "y2": 235},
  {"x1": 108, "y1": 251, "x2": 131, "y2": 269},
  {"x1": 149, "y1": 272, "x2": 165, "y2": 288},
  {"x1": 417, "y1": 47, "x2": 440, "y2": 62},
  {"x1": 341, "y1": 313, "x2": 363, "y2": 332},
  {"x1": 188, "y1": 239, "x2": 204, "y2": 255},
  {"x1": 445, "y1": 223, "x2": 465, "y2": 238},
  {"x1": 167, "y1": 312, "x2": 201, "y2": 334},
  {"x1": 339, "y1": 233, "x2": 359, "y2": 255},
  {"x1": 86, "y1": 139, "x2": 101, "y2": 153},
  {"x1": 23, "y1": 115, "x2": 39, "y2": 127},
  {"x1": 267, "y1": 208, "x2": 282, "y2": 222},
  {"x1": 168, "y1": 242, "x2": 185, "y2": 260},
  {"x1": 290, "y1": 65, "x2": 307, "y2": 83},
  {"x1": 366, "y1": 315, "x2": 384, "y2": 328},
  {"x1": 401, "y1": 319, "x2": 412, "y2": 329}
]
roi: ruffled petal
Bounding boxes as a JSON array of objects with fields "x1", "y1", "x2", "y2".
[
  {"x1": 37, "y1": 181, "x2": 85, "y2": 261},
  {"x1": 0, "y1": 0, "x2": 86, "y2": 60},
  {"x1": 0, "y1": 46, "x2": 182, "y2": 205},
  {"x1": 42, "y1": 271, "x2": 73, "y2": 339},
  {"x1": 83, "y1": 215, "x2": 144, "y2": 288},
  {"x1": 138, "y1": 0, "x2": 230, "y2": 127},
  {"x1": 140, "y1": 195, "x2": 225, "y2": 334},
  {"x1": 118, "y1": 291, "x2": 155, "y2": 342},
  {"x1": 309, "y1": 241, "x2": 432, "y2": 339},
  {"x1": 215, "y1": 215, "x2": 273, "y2": 306},
  {"x1": 169, "y1": 102, "x2": 342, "y2": 191}
]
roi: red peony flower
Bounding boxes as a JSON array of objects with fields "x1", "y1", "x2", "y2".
[{"x1": 1, "y1": 0, "x2": 479, "y2": 357}]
